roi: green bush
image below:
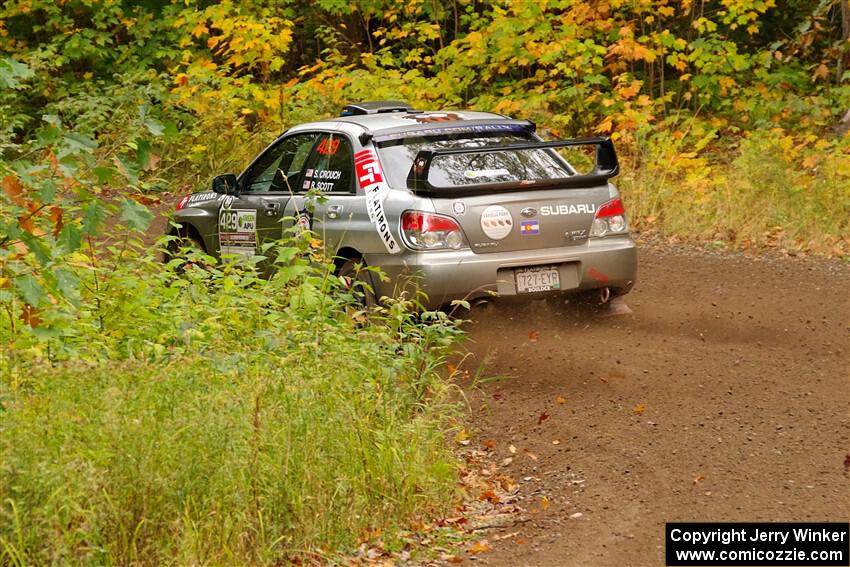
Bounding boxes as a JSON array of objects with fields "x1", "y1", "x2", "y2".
[{"x1": 0, "y1": 238, "x2": 464, "y2": 565}]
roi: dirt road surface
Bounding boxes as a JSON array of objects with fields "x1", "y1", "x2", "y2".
[{"x1": 461, "y1": 242, "x2": 849, "y2": 567}]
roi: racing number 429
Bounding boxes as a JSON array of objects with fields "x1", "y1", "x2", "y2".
[{"x1": 219, "y1": 210, "x2": 255, "y2": 232}]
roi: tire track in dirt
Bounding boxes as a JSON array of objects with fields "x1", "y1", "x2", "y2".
[{"x1": 461, "y1": 243, "x2": 849, "y2": 567}]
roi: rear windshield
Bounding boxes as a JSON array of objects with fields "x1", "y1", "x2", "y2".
[{"x1": 376, "y1": 132, "x2": 574, "y2": 189}]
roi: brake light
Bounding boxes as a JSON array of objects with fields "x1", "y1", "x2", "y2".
[
  {"x1": 175, "y1": 195, "x2": 190, "y2": 211},
  {"x1": 590, "y1": 198, "x2": 628, "y2": 237},
  {"x1": 401, "y1": 211, "x2": 466, "y2": 250}
]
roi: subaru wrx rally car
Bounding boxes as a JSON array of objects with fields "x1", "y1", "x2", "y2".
[{"x1": 168, "y1": 101, "x2": 637, "y2": 308}]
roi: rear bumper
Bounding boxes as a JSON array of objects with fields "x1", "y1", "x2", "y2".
[{"x1": 365, "y1": 235, "x2": 637, "y2": 309}]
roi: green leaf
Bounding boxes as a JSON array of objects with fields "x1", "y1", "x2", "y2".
[
  {"x1": 54, "y1": 268, "x2": 81, "y2": 307},
  {"x1": 145, "y1": 117, "x2": 165, "y2": 137},
  {"x1": 162, "y1": 121, "x2": 179, "y2": 138},
  {"x1": 82, "y1": 201, "x2": 107, "y2": 236},
  {"x1": 136, "y1": 138, "x2": 152, "y2": 170},
  {"x1": 62, "y1": 133, "x2": 97, "y2": 154},
  {"x1": 21, "y1": 233, "x2": 52, "y2": 266},
  {"x1": 14, "y1": 274, "x2": 44, "y2": 306},
  {"x1": 120, "y1": 198, "x2": 153, "y2": 232},
  {"x1": 93, "y1": 166, "x2": 116, "y2": 184},
  {"x1": 35, "y1": 178, "x2": 58, "y2": 203},
  {"x1": 42, "y1": 114, "x2": 62, "y2": 128},
  {"x1": 114, "y1": 154, "x2": 139, "y2": 185},
  {"x1": 0, "y1": 58, "x2": 34, "y2": 90},
  {"x1": 58, "y1": 224, "x2": 82, "y2": 252}
]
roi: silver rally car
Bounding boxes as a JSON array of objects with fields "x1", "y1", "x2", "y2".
[{"x1": 169, "y1": 101, "x2": 637, "y2": 308}]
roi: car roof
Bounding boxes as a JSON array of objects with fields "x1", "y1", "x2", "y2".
[
  {"x1": 287, "y1": 110, "x2": 535, "y2": 142},
  {"x1": 325, "y1": 110, "x2": 507, "y2": 131}
]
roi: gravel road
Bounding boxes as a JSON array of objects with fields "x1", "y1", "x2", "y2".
[{"x1": 461, "y1": 243, "x2": 849, "y2": 567}]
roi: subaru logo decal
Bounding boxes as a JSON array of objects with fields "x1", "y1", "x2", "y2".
[{"x1": 520, "y1": 207, "x2": 537, "y2": 218}]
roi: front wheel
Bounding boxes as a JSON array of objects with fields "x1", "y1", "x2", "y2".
[{"x1": 164, "y1": 232, "x2": 208, "y2": 272}]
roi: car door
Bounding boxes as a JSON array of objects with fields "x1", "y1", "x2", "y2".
[
  {"x1": 218, "y1": 132, "x2": 318, "y2": 259},
  {"x1": 284, "y1": 132, "x2": 366, "y2": 254}
]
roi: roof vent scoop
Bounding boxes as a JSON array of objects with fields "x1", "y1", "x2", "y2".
[{"x1": 341, "y1": 100, "x2": 415, "y2": 116}]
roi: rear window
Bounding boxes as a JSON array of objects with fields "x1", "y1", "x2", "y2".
[{"x1": 376, "y1": 132, "x2": 574, "y2": 189}]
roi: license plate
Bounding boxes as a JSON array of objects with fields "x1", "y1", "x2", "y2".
[{"x1": 515, "y1": 266, "x2": 561, "y2": 293}]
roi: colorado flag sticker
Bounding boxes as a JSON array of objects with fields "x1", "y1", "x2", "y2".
[{"x1": 520, "y1": 219, "x2": 539, "y2": 235}]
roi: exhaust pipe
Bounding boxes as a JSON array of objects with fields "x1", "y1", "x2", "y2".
[{"x1": 598, "y1": 287, "x2": 611, "y2": 304}]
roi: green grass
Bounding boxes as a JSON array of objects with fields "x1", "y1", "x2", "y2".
[
  {"x1": 0, "y1": 239, "x2": 464, "y2": 565},
  {"x1": 618, "y1": 129, "x2": 850, "y2": 257}
]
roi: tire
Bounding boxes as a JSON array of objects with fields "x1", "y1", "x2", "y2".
[
  {"x1": 165, "y1": 232, "x2": 208, "y2": 272},
  {"x1": 337, "y1": 258, "x2": 377, "y2": 308}
]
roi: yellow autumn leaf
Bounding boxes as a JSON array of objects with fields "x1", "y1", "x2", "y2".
[
  {"x1": 191, "y1": 23, "x2": 208, "y2": 37},
  {"x1": 801, "y1": 155, "x2": 819, "y2": 169},
  {"x1": 812, "y1": 64, "x2": 829, "y2": 81},
  {"x1": 469, "y1": 540, "x2": 492, "y2": 554},
  {"x1": 595, "y1": 118, "x2": 613, "y2": 134}
]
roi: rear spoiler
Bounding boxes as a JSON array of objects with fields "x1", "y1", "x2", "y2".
[{"x1": 406, "y1": 137, "x2": 619, "y2": 197}]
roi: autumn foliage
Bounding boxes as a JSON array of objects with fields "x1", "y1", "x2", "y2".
[{"x1": 0, "y1": 1, "x2": 849, "y2": 562}]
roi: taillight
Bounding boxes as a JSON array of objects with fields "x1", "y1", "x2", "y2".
[
  {"x1": 590, "y1": 198, "x2": 628, "y2": 237},
  {"x1": 401, "y1": 211, "x2": 467, "y2": 250},
  {"x1": 175, "y1": 195, "x2": 190, "y2": 211}
]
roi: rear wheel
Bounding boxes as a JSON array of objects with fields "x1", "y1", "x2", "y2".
[{"x1": 337, "y1": 258, "x2": 377, "y2": 308}]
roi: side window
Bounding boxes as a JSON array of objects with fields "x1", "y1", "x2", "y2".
[
  {"x1": 301, "y1": 133, "x2": 354, "y2": 194},
  {"x1": 242, "y1": 133, "x2": 317, "y2": 193}
]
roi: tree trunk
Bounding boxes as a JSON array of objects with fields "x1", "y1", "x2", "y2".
[
  {"x1": 843, "y1": 0, "x2": 849, "y2": 42},
  {"x1": 838, "y1": 0, "x2": 848, "y2": 126}
]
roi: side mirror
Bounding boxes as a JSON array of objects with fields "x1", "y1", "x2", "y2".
[{"x1": 212, "y1": 174, "x2": 238, "y2": 195}]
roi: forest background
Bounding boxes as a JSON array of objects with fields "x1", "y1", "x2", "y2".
[
  {"x1": 1, "y1": 1, "x2": 849, "y2": 565},
  {"x1": 2, "y1": 0, "x2": 848, "y2": 258}
]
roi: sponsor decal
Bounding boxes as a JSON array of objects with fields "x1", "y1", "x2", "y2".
[
  {"x1": 355, "y1": 149, "x2": 384, "y2": 186},
  {"x1": 479, "y1": 205, "x2": 513, "y2": 240},
  {"x1": 541, "y1": 203, "x2": 597, "y2": 216},
  {"x1": 178, "y1": 192, "x2": 221, "y2": 210},
  {"x1": 222, "y1": 195, "x2": 235, "y2": 209},
  {"x1": 375, "y1": 124, "x2": 527, "y2": 143},
  {"x1": 452, "y1": 201, "x2": 466, "y2": 216},
  {"x1": 354, "y1": 149, "x2": 400, "y2": 254},
  {"x1": 218, "y1": 208, "x2": 257, "y2": 257},
  {"x1": 400, "y1": 112, "x2": 464, "y2": 123},
  {"x1": 520, "y1": 219, "x2": 540, "y2": 235},
  {"x1": 520, "y1": 207, "x2": 537, "y2": 218},
  {"x1": 190, "y1": 191, "x2": 217, "y2": 203},
  {"x1": 464, "y1": 168, "x2": 509, "y2": 179}
]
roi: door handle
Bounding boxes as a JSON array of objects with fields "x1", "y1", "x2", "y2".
[
  {"x1": 262, "y1": 200, "x2": 281, "y2": 217},
  {"x1": 327, "y1": 204, "x2": 344, "y2": 219}
]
